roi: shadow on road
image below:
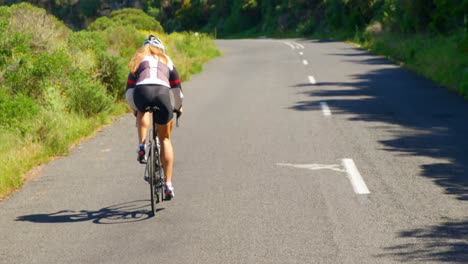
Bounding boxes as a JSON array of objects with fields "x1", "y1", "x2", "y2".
[
  {"x1": 377, "y1": 218, "x2": 468, "y2": 263},
  {"x1": 15, "y1": 200, "x2": 162, "y2": 224},
  {"x1": 290, "y1": 50, "x2": 468, "y2": 201},
  {"x1": 290, "y1": 41, "x2": 468, "y2": 262}
]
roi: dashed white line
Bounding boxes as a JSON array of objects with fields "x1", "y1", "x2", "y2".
[
  {"x1": 283, "y1": 42, "x2": 295, "y2": 49},
  {"x1": 302, "y1": 60, "x2": 308, "y2": 65},
  {"x1": 342, "y1": 159, "x2": 370, "y2": 194},
  {"x1": 320, "y1": 102, "x2": 331, "y2": 116},
  {"x1": 299, "y1": 51, "x2": 304, "y2": 56},
  {"x1": 308, "y1": 75, "x2": 316, "y2": 84},
  {"x1": 295, "y1": 43, "x2": 304, "y2": 49}
]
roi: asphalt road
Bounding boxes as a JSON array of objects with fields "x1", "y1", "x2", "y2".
[{"x1": 1, "y1": 39, "x2": 468, "y2": 264}]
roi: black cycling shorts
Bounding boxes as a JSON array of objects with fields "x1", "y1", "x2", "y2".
[{"x1": 133, "y1": 84, "x2": 173, "y2": 125}]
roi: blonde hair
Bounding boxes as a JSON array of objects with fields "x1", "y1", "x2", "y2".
[{"x1": 128, "y1": 45, "x2": 168, "y2": 75}]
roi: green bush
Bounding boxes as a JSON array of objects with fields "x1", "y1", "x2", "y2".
[
  {"x1": 5, "y1": 52, "x2": 36, "y2": 97},
  {"x1": 89, "y1": 8, "x2": 164, "y2": 33},
  {"x1": 110, "y1": 8, "x2": 164, "y2": 32},
  {"x1": 95, "y1": 51, "x2": 127, "y2": 99},
  {"x1": 102, "y1": 25, "x2": 143, "y2": 57},
  {"x1": 0, "y1": 89, "x2": 39, "y2": 136},
  {"x1": 32, "y1": 49, "x2": 72, "y2": 81},
  {"x1": 41, "y1": 82, "x2": 67, "y2": 113},
  {"x1": 8, "y1": 3, "x2": 70, "y2": 53},
  {"x1": 6, "y1": 49, "x2": 72, "y2": 99},
  {"x1": 65, "y1": 70, "x2": 113, "y2": 117},
  {"x1": 68, "y1": 31, "x2": 107, "y2": 72},
  {"x1": 87, "y1": 16, "x2": 114, "y2": 31},
  {"x1": 68, "y1": 31, "x2": 107, "y2": 53}
]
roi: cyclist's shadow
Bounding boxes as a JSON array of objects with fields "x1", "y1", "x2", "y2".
[{"x1": 15, "y1": 200, "x2": 163, "y2": 224}]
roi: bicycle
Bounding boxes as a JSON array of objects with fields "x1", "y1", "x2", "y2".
[
  {"x1": 143, "y1": 106, "x2": 180, "y2": 216},
  {"x1": 142, "y1": 106, "x2": 165, "y2": 216}
]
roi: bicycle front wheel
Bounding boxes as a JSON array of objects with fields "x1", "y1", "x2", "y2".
[
  {"x1": 154, "y1": 149, "x2": 165, "y2": 203},
  {"x1": 148, "y1": 140, "x2": 156, "y2": 216}
]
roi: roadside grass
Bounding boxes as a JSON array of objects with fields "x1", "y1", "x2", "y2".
[
  {"x1": 0, "y1": 103, "x2": 128, "y2": 199},
  {"x1": 165, "y1": 32, "x2": 222, "y2": 80},
  {"x1": 358, "y1": 30, "x2": 467, "y2": 97}
]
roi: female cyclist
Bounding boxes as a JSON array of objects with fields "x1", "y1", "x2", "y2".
[{"x1": 125, "y1": 35, "x2": 183, "y2": 199}]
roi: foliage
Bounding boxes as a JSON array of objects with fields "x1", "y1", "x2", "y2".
[
  {"x1": 77, "y1": 0, "x2": 100, "y2": 18},
  {"x1": 65, "y1": 71, "x2": 114, "y2": 117},
  {"x1": 0, "y1": 89, "x2": 39, "y2": 136},
  {"x1": 8, "y1": 3, "x2": 70, "y2": 52},
  {"x1": 361, "y1": 29, "x2": 468, "y2": 97},
  {"x1": 164, "y1": 31, "x2": 222, "y2": 80},
  {"x1": 89, "y1": 8, "x2": 164, "y2": 32},
  {"x1": 3, "y1": 0, "x2": 466, "y2": 38}
]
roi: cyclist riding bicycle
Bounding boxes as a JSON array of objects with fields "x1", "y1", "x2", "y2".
[{"x1": 125, "y1": 35, "x2": 183, "y2": 199}]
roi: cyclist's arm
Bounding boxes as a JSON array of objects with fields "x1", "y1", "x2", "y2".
[
  {"x1": 126, "y1": 73, "x2": 138, "y2": 116},
  {"x1": 126, "y1": 73, "x2": 137, "y2": 90},
  {"x1": 169, "y1": 66, "x2": 183, "y2": 111}
]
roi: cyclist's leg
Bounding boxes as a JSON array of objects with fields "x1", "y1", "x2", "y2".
[
  {"x1": 156, "y1": 119, "x2": 174, "y2": 183},
  {"x1": 136, "y1": 111, "x2": 150, "y2": 144},
  {"x1": 134, "y1": 85, "x2": 155, "y2": 145}
]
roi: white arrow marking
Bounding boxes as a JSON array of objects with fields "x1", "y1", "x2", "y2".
[
  {"x1": 277, "y1": 163, "x2": 345, "y2": 172},
  {"x1": 278, "y1": 160, "x2": 370, "y2": 195}
]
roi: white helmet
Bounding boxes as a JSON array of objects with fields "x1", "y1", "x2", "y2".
[{"x1": 143, "y1": 35, "x2": 165, "y2": 52}]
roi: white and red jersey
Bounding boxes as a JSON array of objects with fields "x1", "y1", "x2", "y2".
[{"x1": 126, "y1": 54, "x2": 183, "y2": 110}]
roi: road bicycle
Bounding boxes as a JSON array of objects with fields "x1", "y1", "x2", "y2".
[
  {"x1": 143, "y1": 107, "x2": 180, "y2": 216},
  {"x1": 143, "y1": 106, "x2": 165, "y2": 216}
]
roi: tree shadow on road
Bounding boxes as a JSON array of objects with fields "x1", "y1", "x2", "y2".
[
  {"x1": 377, "y1": 218, "x2": 468, "y2": 263},
  {"x1": 290, "y1": 52, "x2": 468, "y2": 201},
  {"x1": 15, "y1": 200, "x2": 162, "y2": 224},
  {"x1": 289, "y1": 42, "x2": 468, "y2": 262}
]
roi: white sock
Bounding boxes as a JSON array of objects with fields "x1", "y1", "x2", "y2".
[{"x1": 166, "y1": 182, "x2": 172, "y2": 188}]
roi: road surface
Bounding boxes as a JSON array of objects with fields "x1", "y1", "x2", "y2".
[{"x1": 1, "y1": 39, "x2": 468, "y2": 263}]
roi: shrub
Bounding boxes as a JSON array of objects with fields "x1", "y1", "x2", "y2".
[
  {"x1": 89, "y1": 8, "x2": 164, "y2": 33},
  {"x1": 68, "y1": 31, "x2": 107, "y2": 53},
  {"x1": 65, "y1": 70, "x2": 113, "y2": 117},
  {"x1": 109, "y1": 8, "x2": 164, "y2": 32},
  {"x1": 5, "y1": 52, "x2": 36, "y2": 97},
  {"x1": 8, "y1": 3, "x2": 70, "y2": 53},
  {"x1": 7, "y1": 49, "x2": 72, "y2": 99},
  {"x1": 87, "y1": 16, "x2": 114, "y2": 31},
  {"x1": 41, "y1": 82, "x2": 67, "y2": 113},
  {"x1": 95, "y1": 51, "x2": 127, "y2": 99},
  {"x1": 102, "y1": 25, "x2": 143, "y2": 57},
  {"x1": 68, "y1": 31, "x2": 107, "y2": 72},
  {"x1": 0, "y1": 88, "x2": 40, "y2": 136}
]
